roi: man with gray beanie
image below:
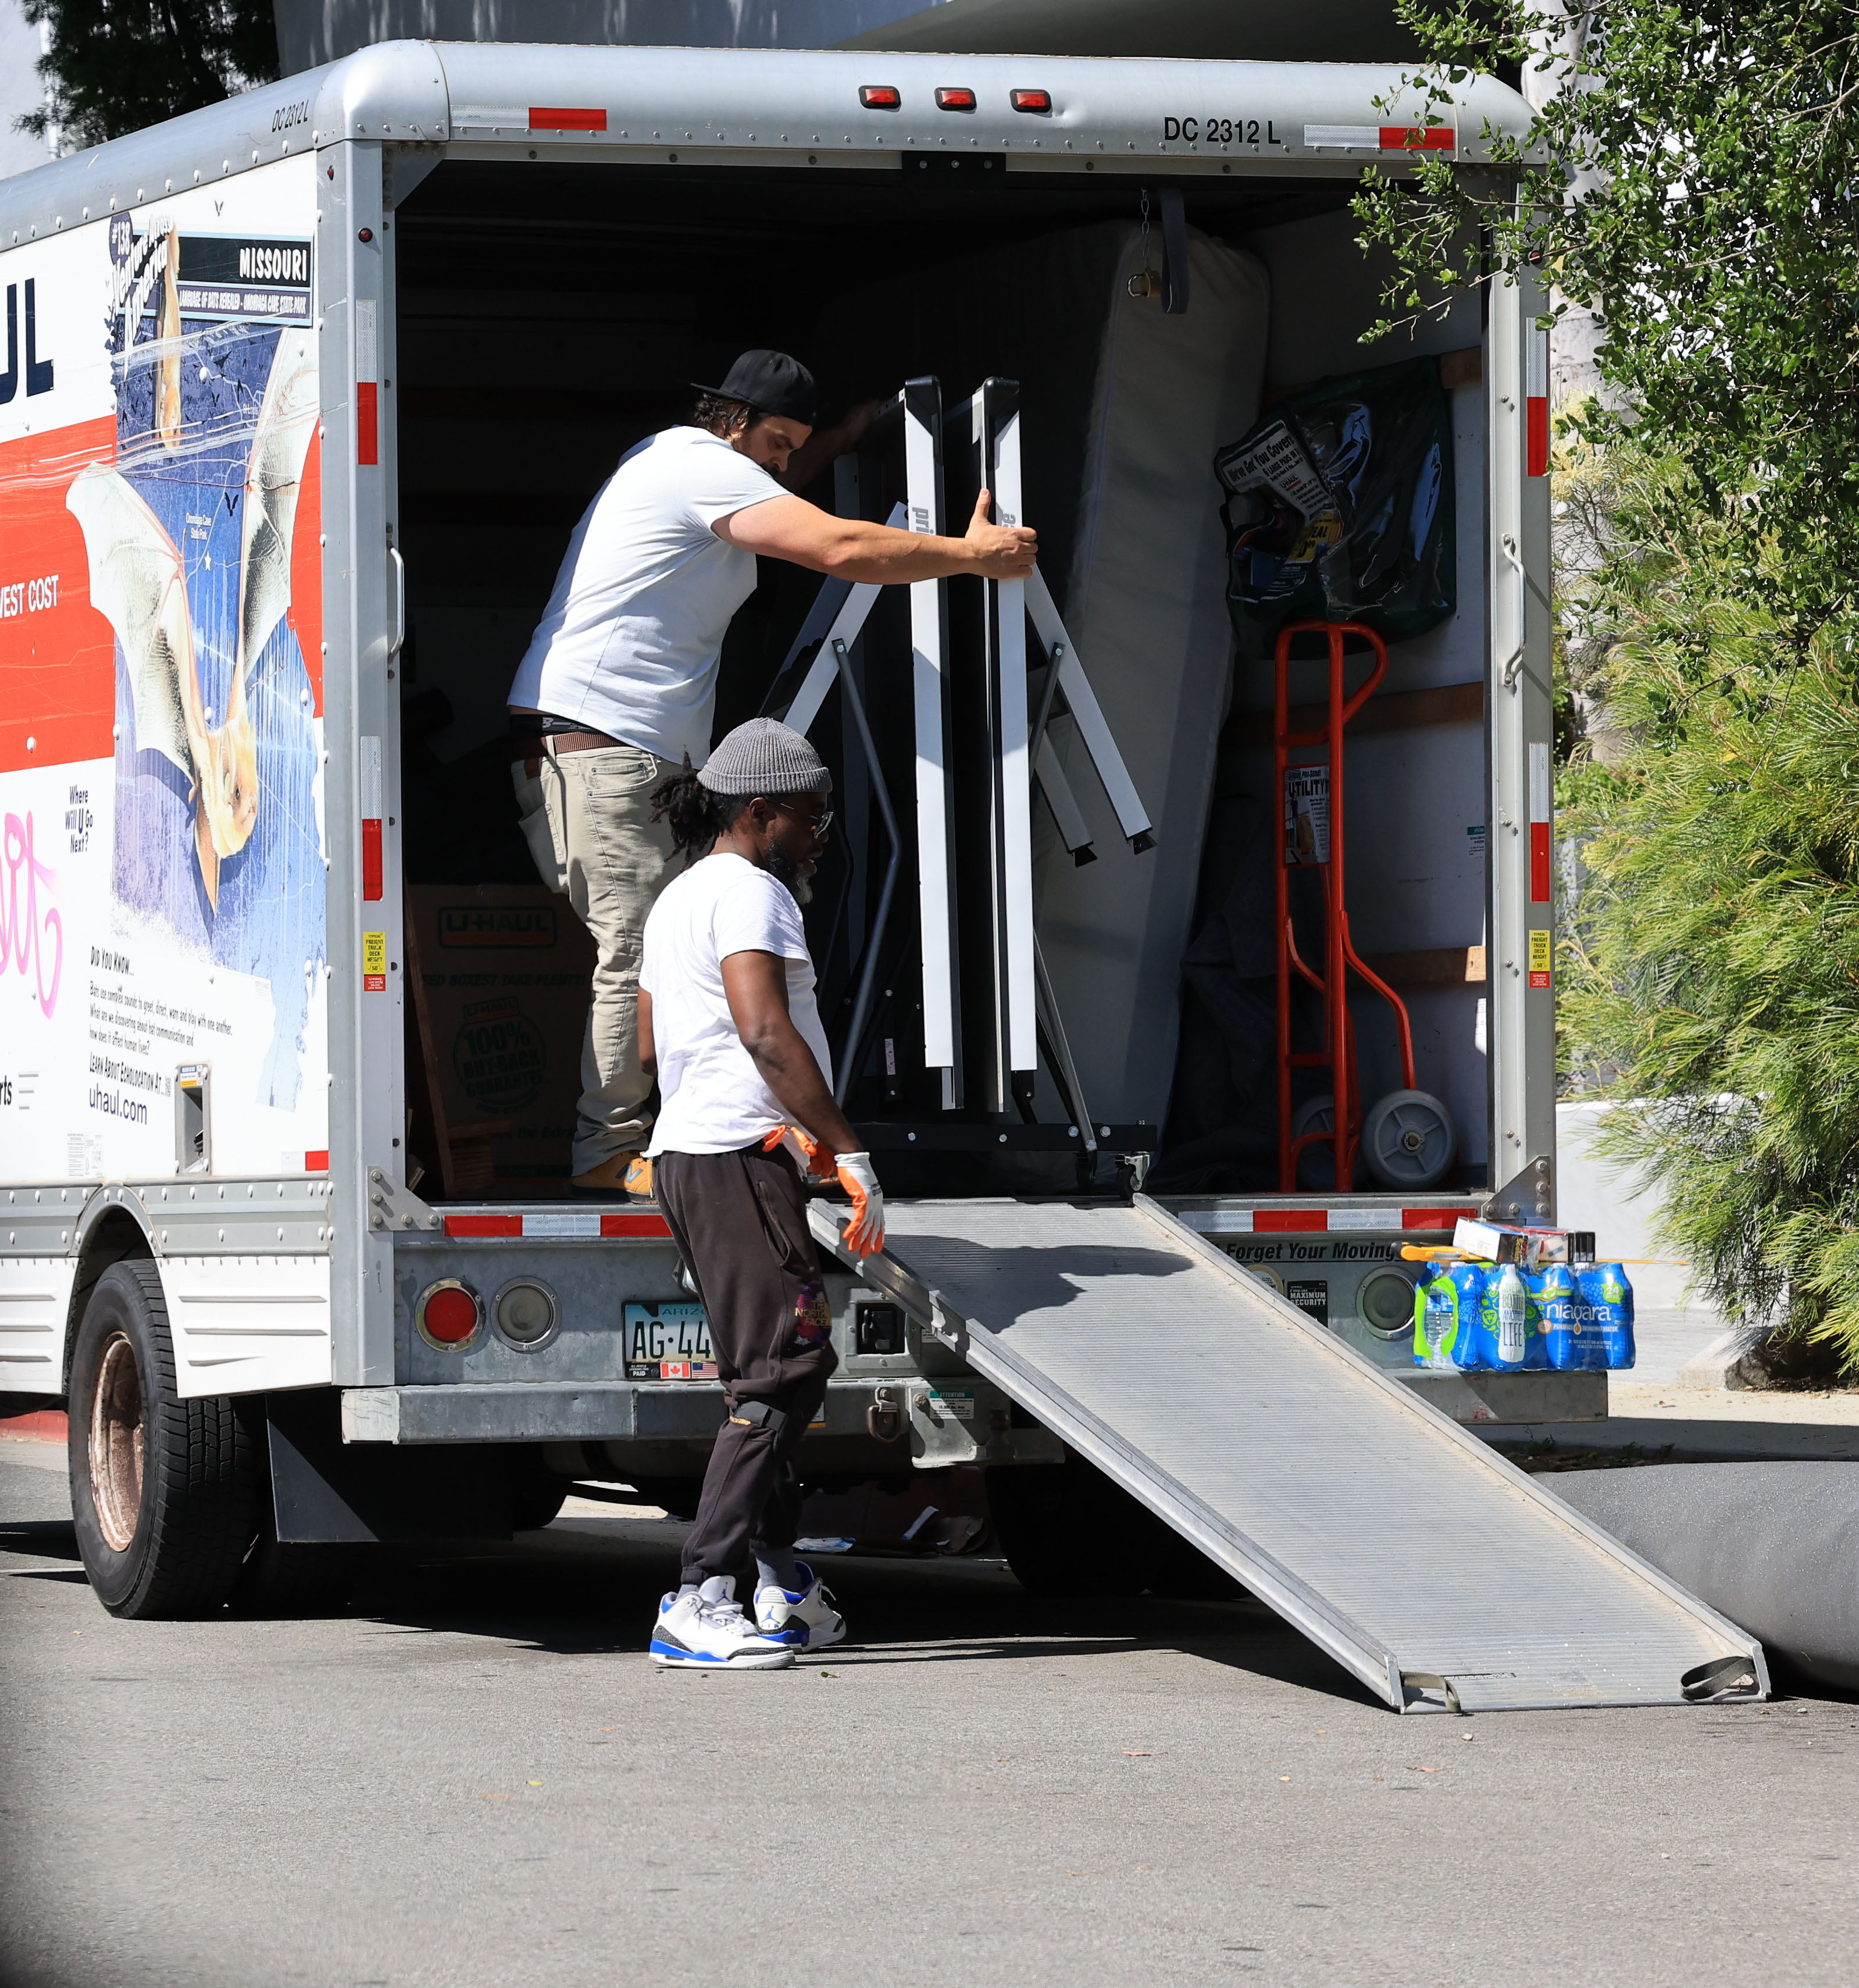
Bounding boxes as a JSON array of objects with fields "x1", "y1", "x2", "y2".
[
  {"x1": 637, "y1": 718, "x2": 884, "y2": 1669},
  {"x1": 509, "y1": 349, "x2": 1037, "y2": 1196}
]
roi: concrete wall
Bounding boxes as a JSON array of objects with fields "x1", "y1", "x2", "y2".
[{"x1": 1557, "y1": 1100, "x2": 1715, "y2": 1314}]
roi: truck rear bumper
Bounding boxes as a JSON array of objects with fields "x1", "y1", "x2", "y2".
[
  {"x1": 1399, "y1": 1369, "x2": 1606, "y2": 1425},
  {"x1": 343, "y1": 1378, "x2": 886, "y2": 1444},
  {"x1": 338, "y1": 1376, "x2": 1068, "y2": 1465},
  {"x1": 337, "y1": 1368, "x2": 1602, "y2": 1445}
]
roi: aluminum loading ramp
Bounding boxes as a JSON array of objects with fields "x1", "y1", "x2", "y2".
[{"x1": 813, "y1": 1196, "x2": 1768, "y2": 1713}]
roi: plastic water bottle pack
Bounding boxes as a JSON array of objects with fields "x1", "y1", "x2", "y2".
[{"x1": 1412, "y1": 1231, "x2": 1633, "y2": 1373}]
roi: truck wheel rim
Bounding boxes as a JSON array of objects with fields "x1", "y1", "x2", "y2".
[{"x1": 90, "y1": 1333, "x2": 145, "y2": 1553}]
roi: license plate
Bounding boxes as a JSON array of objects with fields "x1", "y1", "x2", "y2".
[{"x1": 623, "y1": 1301, "x2": 716, "y2": 1380}]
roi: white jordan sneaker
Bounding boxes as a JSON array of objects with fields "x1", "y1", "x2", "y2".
[
  {"x1": 650, "y1": 1576, "x2": 795, "y2": 1669},
  {"x1": 754, "y1": 1563, "x2": 847, "y2": 1651}
]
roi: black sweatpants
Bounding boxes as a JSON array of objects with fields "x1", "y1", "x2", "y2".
[{"x1": 655, "y1": 1142, "x2": 838, "y2": 1588}]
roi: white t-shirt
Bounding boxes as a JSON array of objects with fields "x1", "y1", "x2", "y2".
[
  {"x1": 642, "y1": 853, "x2": 833, "y2": 1156},
  {"x1": 507, "y1": 427, "x2": 785, "y2": 767}
]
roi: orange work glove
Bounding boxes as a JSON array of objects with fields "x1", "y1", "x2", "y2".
[
  {"x1": 761, "y1": 1123, "x2": 836, "y2": 1180},
  {"x1": 834, "y1": 1150, "x2": 884, "y2": 1257}
]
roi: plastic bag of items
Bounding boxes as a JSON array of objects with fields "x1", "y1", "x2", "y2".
[{"x1": 1215, "y1": 355, "x2": 1456, "y2": 658}]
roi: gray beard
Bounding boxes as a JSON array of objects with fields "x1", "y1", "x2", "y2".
[{"x1": 761, "y1": 843, "x2": 813, "y2": 907}]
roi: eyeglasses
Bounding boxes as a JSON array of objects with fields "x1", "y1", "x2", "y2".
[{"x1": 776, "y1": 800, "x2": 835, "y2": 833}]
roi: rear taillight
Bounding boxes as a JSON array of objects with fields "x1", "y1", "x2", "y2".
[
  {"x1": 1010, "y1": 89, "x2": 1050, "y2": 112},
  {"x1": 417, "y1": 1280, "x2": 482, "y2": 1349},
  {"x1": 935, "y1": 87, "x2": 976, "y2": 111},
  {"x1": 859, "y1": 84, "x2": 901, "y2": 109}
]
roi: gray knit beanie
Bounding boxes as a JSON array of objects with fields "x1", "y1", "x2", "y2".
[{"x1": 697, "y1": 717, "x2": 832, "y2": 797}]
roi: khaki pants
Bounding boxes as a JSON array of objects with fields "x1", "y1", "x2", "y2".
[{"x1": 512, "y1": 742, "x2": 679, "y2": 1176}]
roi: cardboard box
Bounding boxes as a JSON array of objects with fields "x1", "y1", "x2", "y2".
[
  {"x1": 1452, "y1": 1217, "x2": 1565, "y2": 1270},
  {"x1": 405, "y1": 884, "x2": 595, "y2": 1198}
]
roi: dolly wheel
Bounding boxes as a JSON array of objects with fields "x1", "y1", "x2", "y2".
[
  {"x1": 1360, "y1": 1088, "x2": 1458, "y2": 1191},
  {"x1": 1291, "y1": 1094, "x2": 1339, "y2": 1191}
]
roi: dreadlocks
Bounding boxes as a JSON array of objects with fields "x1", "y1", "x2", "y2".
[{"x1": 650, "y1": 763, "x2": 748, "y2": 862}]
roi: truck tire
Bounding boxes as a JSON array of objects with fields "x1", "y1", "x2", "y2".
[
  {"x1": 988, "y1": 1452, "x2": 1244, "y2": 1599},
  {"x1": 508, "y1": 1447, "x2": 571, "y2": 1531},
  {"x1": 68, "y1": 1262, "x2": 261, "y2": 1618},
  {"x1": 985, "y1": 1456, "x2": 1146, "y2": 1595}
]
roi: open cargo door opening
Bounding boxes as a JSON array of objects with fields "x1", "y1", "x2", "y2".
[{"x1": 388, "y1": 161, "x2": 1490, "y2": 1200}]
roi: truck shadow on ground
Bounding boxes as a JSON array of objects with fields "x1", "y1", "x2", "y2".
[
  {"x1": 0, "y1": 1498, "x2": 1380, "y2": 1709},
  {"x1": 344, "y1": 1524, "x2": 1383, "y2": 1709}
]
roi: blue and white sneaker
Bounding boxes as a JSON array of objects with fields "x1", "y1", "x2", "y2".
[
  {"x1": 753, "y1": 1562, "x2": 847, "y2": 1650},
  {"x1": 650, "y1": 1576, "x2": 795, "y2": 1669}
]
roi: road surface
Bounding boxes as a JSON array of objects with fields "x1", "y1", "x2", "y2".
[{"x1": 2, "y1": 1440, "x2": 1854, "y2": 1988}]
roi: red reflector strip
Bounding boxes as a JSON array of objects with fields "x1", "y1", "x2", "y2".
[
  {"x1": 602, "y1": 1212, "x2": 673, "y2": 1238},
  {"x1": 530, "y1": 105, "x2": 607, "y2": 131},
  {"x1": 361, "y1": 817, "x2": 383, "y2": 899},
  {"x1": 1011, "y1": 89, "x2": 1050, "y2": 112},
  {"x1": 440, "y1": 1211, "x2": 672, "y2": 1239},
  {"x1": 1526, "y1": 322, "x2": 1550, "y2": 476},
  {"x1": 355, "y1": 297, "x2": 379, "y2": 466},
  {"x1": 1529, "y1": 742, "x2": 1551, "y2": 902},
  {"x1": 1526, "y1": 397, "x2": 1550, "y2": 477},
  {"x1": 1402, "y1": 1209, "x2": 1465, "y2": 1231},
  {"x1": 1530, "y1": 820, "x2": 1552, "y2": 900},
  {"x1": 1380, "y1": 125, "x2": 1455, "y2": 150},
  {"x1": 859, "y1": 85, "x2": 901, "y2": 108},
  {"x1": 935, "y1": 87, "x2": 976, "y2": 109},
  {"x1": 360, "y1": 736, "x2": 384, "y2": 899},
  {"x1": 356, "y1": 380, "x2": 378, "y2": 465},
  {"x1": 1255, "y1": 1209, "x2": 1328, "y2": 1232},
  {"x1": 305, "y1": 1149, "x2": 330, "y2": 1172}
]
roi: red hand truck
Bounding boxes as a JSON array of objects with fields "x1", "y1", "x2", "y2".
[{"x1": 1274, "y1": 619, "x2": 1420, "y2": 1192}]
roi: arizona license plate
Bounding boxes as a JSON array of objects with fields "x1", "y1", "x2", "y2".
[{"x1": 623, "y1": 1300, "x2": 716, "y2": 1380}]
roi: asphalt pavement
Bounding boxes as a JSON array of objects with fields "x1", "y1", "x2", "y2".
[{"x1": 2, "y1": 1440, "x2": 1856, "y2": 1988}]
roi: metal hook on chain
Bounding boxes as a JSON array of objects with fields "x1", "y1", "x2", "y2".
[{"x1": 1127, "y1": 187, "x2": 1159, "y2": 300}]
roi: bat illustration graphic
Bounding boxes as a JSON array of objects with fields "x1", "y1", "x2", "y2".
[{"x1": 67, "y1": 327, "x2": 319, "y2": 912}]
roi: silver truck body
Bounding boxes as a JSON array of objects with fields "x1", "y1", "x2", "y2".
[{"x1": 0, "y1": 41, "x2": 1558, "y2": 1491}]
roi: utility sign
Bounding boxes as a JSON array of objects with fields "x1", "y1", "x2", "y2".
[{"x1": 1284, "y1": 764, "x2": 1330, "y2": 864}]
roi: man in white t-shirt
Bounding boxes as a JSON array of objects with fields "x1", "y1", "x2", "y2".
[
  {"x1": 509, "y1": 349, "x2": 1037, "y2": 1196},
  {"x1": 637, "y1": 718, "x2": 884, "y2": 1670}
]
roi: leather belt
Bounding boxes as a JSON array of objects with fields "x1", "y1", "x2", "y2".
[{"x1": 509, "y1": 722, "x2": 625, "y2": 764}]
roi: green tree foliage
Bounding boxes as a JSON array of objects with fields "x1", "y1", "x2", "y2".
[
  {"x1": 1355, "y1": 0, "x2": 1859, "y2": 615},
  {"x1": 1553, "y1": 429, "x2": 1859, "y2": 1363},
  {"x1": 19, "y1": 0, "x2": 278, "y2": 152},
  {"x1": 1358, "y1": 3, "x2": 1859, "y2": 1365}
]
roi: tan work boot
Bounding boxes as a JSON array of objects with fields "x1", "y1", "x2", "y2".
[{"x1": 570, "y1": 1151, "x2": 652, "y2": 1202}]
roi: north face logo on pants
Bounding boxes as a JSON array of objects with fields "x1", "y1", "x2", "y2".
[{"x1": 789, "y1": 1276, "x2": 830, "y2": 1348}]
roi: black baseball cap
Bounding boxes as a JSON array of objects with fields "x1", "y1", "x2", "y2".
[{"x1": 691, "y1": 348, "x2": 817, "y2": 426}]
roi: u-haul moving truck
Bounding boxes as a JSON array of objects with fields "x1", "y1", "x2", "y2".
[{"x1": 0, "y1": 42, "x2": 1562, "y2": 1615}]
